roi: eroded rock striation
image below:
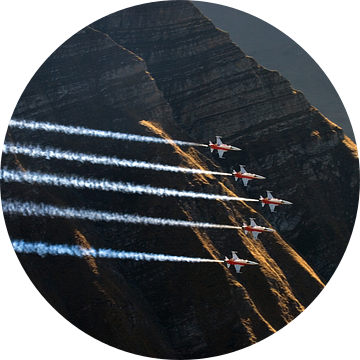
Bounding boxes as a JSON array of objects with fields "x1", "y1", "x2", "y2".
[
  {"x1": 91, "y1": 0, "x2": 358, "y2": 281},
  {"x1": 1, "y1": 1, "x2": 357, "y2": 358}
]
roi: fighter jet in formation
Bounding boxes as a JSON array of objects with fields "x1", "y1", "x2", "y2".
[
  {"x1": 224, "y1": 251, "x2": 259, "y2": 273},
  {"x1": 259, "y1": 190, "x2": 293, "y2": 212},
  {"x1": 209, "y1": 136, "x2": 241, "y2": 158},
  {"x1": 242, "y1": 218, "x2": 275, "y2": 240},
  {"x1": 205, "y1": 135, "x2": 292, "y2": 271},
  {"x1": 232, "y1": 165, "x2": 266, "y2": 186}
]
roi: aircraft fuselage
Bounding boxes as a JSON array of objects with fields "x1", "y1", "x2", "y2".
[
  {"x1": 209, "y1": 144, "x2": 241, "y2": 152},
  {"x1": 234, "y1": 172, "x2": 265, "y2": 180},
  {"x1": 243, "y1": 225, "x2": 274, "y2": 233},
  {"x1": 226, "y1": 258, "x2": 258, "y2": 266},
  {"x1": 260, "y1": 198, "x2": 292, "y2": 205}
]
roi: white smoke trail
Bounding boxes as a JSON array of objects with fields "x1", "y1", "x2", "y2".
[
  {"x1": 9, "y1": 119, "x2": 208, "y2": 148},
  {"x1": 11, "y1": 239, "x2": 223, "y2": 263},
  {"x1": 0, "y1": 169, "x2": 259, "y2": 203},
  {"x1": 2, "y1": 143, "x2": 231, "y2": 176},
  {"x1": 2, "y1": 200, "x2": 243, "y2": 230}
]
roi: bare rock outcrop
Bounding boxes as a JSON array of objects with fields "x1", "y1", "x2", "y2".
[{"x1": 91, "y1": 0, "x2": 358, "y2": 281}]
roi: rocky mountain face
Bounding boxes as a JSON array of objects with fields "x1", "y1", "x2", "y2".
[
  {"x1": 1, "y1": 1, "x2": 358, "y2": 359},
  {"x1": 91, "y1": 1, "x2": 358, "y2": 282},
  {"x1": 193, "y1": 1, "x2": 355, "y2": 142}
]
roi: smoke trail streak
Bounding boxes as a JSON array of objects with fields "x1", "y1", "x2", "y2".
[
  {"x1": 0, "y1": 169, "x2": 259, "y2": 203},
  {"x1": 2, "y1": 143, "x2": 231, "y2": 176},
  {"x1": 11, "y1": 239, "x2": 223, "y2": 263},
  {"x1": 2, "y1": 200, "x2": 243, "y2": 230},
  {"x1": 9, "y1": 119, "x2": 209, "y2": 148}
]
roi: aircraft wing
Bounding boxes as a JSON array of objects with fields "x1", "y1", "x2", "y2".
[
  {"x1": 267, "y1": 190, "x2": 274, "y2": 199},
  {"x1": 234, "y1": 264, "x2": 242, "y2": 273},
  {"x1": 240, "y1": 165, "x2": 246, "y2": 174},
  {"x1": 252, "y1": 231, "x2": 260, "y2": 240},
  {"x1": 231, "y1": 251, "x2": 239, "y2": 260},
  {"x1": 250, "y1": 218, "x2": 257, "y2": 227},
  {"x1": 217, "y1": 150, "x2": 225, "y2": 158},
  {"x1": 216, "y1": 136, "x2": 223, "y2": 145},
  {"x1": 242, "y1": 178, "x2": 249, "y2": 186},
  {"x1": 269, "y1": 204, "x2": 277, "y2": 212}
]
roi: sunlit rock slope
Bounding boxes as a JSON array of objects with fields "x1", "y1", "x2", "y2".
[{"x1": 91, "y1": 0, "x2": 359, "y2": 282}]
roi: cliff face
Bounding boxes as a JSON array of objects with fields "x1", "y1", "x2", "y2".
[
  {"x1": 91, "y1": 1, "x2": 309, "y2": 139},
  {"x1": 91, "y1": 0, "x2": 358, "y2": 281},
  {"x1": 1, "y1": 1, "x2": 357, "y2": 359}
]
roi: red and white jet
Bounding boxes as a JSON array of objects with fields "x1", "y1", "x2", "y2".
[
  {"x1": 232, "y1": 165, "x2": 266, "y2": 186},
  {"x1": 209, "y1": 136, "x2": 241, "y2": 158},
  {"x1": 224, "y1": 251, "x2": 259, "y2": 273},
  {"x1": 243, "y1": 218, "x2": 275, "y2": 240},
  {"x1": 259, "y1": 190, "x2": 293, "y2": 212}
]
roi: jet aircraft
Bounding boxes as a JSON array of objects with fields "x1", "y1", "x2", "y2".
[
  {"x1": 232, "y1": 165, "x2": 266, "y2": 186},
  {"x1": 259, "y1": 190, "x2": 293, "y2": 212},
  {"x1": 243, "y1": 218, "x2": 275, "y2": 240},
  {"x1": 224, "y1": 251, "x2": 259, "y2": 273},
  {"x1": 209, "y1": 136, "x2": 241, "y2": 158}
]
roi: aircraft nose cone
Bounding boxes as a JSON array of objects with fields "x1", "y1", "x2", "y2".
[{"x1": 249, "y1": 261, "x2": 259, "y2": 265}]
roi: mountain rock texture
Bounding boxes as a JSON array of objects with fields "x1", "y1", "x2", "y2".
[
  {"x1": 2, "y1": 1, "x2": 358, "y2": 359},
  {"x1": 91, "y1": 0, "x2": 358, "y2": 282}
]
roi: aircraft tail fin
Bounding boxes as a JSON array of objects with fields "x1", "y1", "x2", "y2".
[
  {"x1": 225, "y1": 256, "x2": 230, "y2": 268},
  {"x1": 260, "y1": 195, "x2": 265, "y2": 207},
  {"x1": 209, "y1": 141, "x2": 214, "y2": 152},
  {"x1": 243, "y1": 223, "x2": 248, "y2": 234}
]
